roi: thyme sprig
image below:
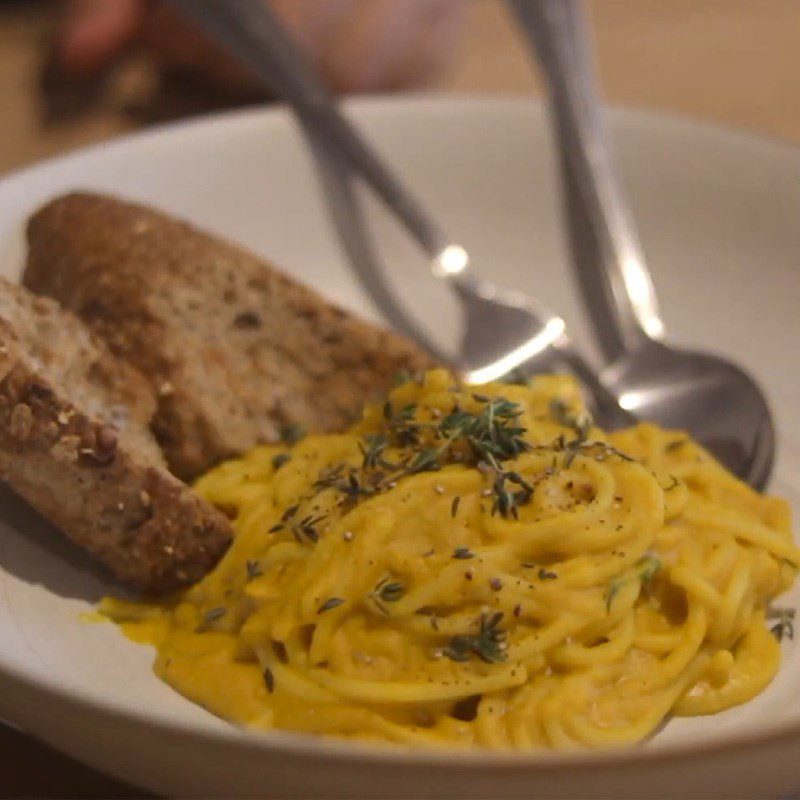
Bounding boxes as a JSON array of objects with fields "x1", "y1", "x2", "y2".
[
  {"x1": 291, "y1": 514, "x2": 328, "y2": 544},
  {"x1": 246, "y1": 560, "x2": 263, "y2": 579},
  {"x1": 273, "y1": 391, "x2": 580, "y2": 547},
  {"x1": 606, "y1": 555, "x2": 662, "y2": 612},
  {"x1": 439, "y1": 396, "x2": 530, "y2": 468},
  {"x1": 311, "y1": 394, "x2": 537, "y2": 520},
  {"x1": 314, "y1": 465, "x2": 386, "y2": 502},
  {"x1": 407, "y1": 447, "x2": 441, "y2": 474},
  {"x1": 442, "y1": 612, "x2": 507, "y2": 664},
  {"x1": 383, "y1": 401, "x2": 420, "y2": 447},
  {"x1": 317, "y1": 597, "x2": 346, "y2": 614},
  {"x1": 604, "y1": 579, "x2": 623, "y2": 613},
  {"x1": 489, "y1": 470, "x2": 534, "y2": 519},
  {"x1": 538, "y1": 567, "x2": 558, "y2": 580},
  {"x1": 370, "y1": 575, "x2": 406, "y2": 604},
  {"x1": 271, "y1": 386, "x2": 633, "y2": 551},
  {"x1": 381, "y1": 394, "x2": 530, "y2": 473},
  {"x1": 547, "y1": 438, "x2": 635, "y2": 466},
  {"x1": 768, "y1": 606, "x2": 795, "y2": 642},
  {"x1": 279, "y1": 423, "x2": 306, "y2": 445},
  {"x1": 271, "y1": 452, "x2": 291, "y2": 470},
  {"x1": 359, "y1": 433, "x2": 390, "y2": 470},
  {"x1": 549, "y1": 399, "x2": 594, "y2": 467},
  {"x1": 549, "y1": 398, "x2": 593, "y2": 440},
  {"x1": 263, "y1": 666, "x2": 275, "y2": 693},
  {"x1": 195, "y1": 606, "x2": 227, "y2": 632}
]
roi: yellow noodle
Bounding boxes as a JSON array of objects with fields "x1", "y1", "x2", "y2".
[{"x1": 100, "y1": 369, "x2": 797, "y2": 750}]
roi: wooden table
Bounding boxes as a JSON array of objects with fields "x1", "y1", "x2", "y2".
[{"x1": 1, "y1": 1, "x2": 798, "y2": 796}]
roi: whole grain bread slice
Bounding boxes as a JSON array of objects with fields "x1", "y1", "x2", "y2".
[
  {"x1": 24, "y1": 192, "x2": 436, "y2": 480},
  {"x1": 0, "y1": 278, "x2": 230, "y2": 593}
]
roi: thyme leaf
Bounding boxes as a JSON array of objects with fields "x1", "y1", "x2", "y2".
[
  {"x1": 196, "y1": 606, "x2": 227, "y2": 632},
  {"x1": 605, "y1": 579, "x2": 623, "y2": 613},
  {"x1": 537, "y1": 568, "x2": 558, "y2": 580},
  {"x1": 292, "y1": 514, "x2": 327, "y2": 544},
  {"x1": 549, "y1": 398, "x2": 593, "y2": 441},
  {"x1": 359, "y1": 433, "x2": 389, "y2": 470},
  {"x1": 279, "y1": 423, "x2": 306, "y2": 445},
  {"x1": 271, "y1": 452, "x2": 291, "y2": 470},
  {"x1": 637, "y1": 555, "x2": 662, "y2": 584},
  {"x1": 317, "y1": 597, "x2": 346, "y2": 614},
  {"x1": 371, "y1": 576, "x2": 405, "y2": 603},
  {"x1": 442, "y1": 612, "x2": 507, "y2": 664},
  {"x1": 489, "y1": 470, "x2": 533, "y2": 519},
  {"x1": 408, "y1": 448, "x2": 441, "y2": 474},
  {"x1": 605, "y1": 555, "x2": 662, "y2": 613},
  {"x1": 263, "y1": 666, "x2": 275, "y2": 693},
  {"x1": 768, "y1": 606, "x2": 795, "y2": 642},
  {"x1": 437, "y1": 396, "x2": 530, "y2": 467}
]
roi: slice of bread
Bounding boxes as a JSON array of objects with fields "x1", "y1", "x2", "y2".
[
  {"x1": 25, "y1": 192, "x2": 435, "y2": 480},
  {"x1": 0, "y1": 278, "x2": 231, "y2": 593}
]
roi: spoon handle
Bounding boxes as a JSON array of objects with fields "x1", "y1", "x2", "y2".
[
  {"x1": 168, "y1": 0, "x2": 448, "y2": 260},
  {"x1": 508, "y1": 0, "x2": 664, "y2": 362}
]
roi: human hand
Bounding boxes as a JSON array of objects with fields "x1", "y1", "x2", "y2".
[{"x1": 54, "y1": 0, "x2": 466, "y2": 94}]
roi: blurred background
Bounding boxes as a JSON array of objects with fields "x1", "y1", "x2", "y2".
[
  {"x1": 1, "y1": 0, "x2": 799, "y2": 176},
  {"x1": 0, "y1": 1, "x2": 798, "y2": 797}
]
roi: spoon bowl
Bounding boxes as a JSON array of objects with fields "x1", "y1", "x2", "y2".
[
  {"x1": 603, "y1": 340, "x2": 775, "y2": 488},
  {"x1": 511, "y1": 0, "x2": 776, "y2": 490}
]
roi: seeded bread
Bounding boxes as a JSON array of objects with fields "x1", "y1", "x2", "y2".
[
  {"x1": 25, "y1": 191, "x2": 435, "y2": 480},
  {"x1": 0, "y1": 278, "x2": 231, "y2": 593}
]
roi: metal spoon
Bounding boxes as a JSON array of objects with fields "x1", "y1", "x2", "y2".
[
  {"x1": 169, "y1": 0, "x2": 634, "y2": 432},
  {"x1": 508, "y1": 0, "x2": 775, "y2": 489}
]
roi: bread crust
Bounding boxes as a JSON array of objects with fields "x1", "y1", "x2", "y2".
[
  {"x1": 25, "y1": 192, "x2": 436, "y2": 479},
  {"x1": 0, "y1": 280, "x2": 231, "y2": 593}
]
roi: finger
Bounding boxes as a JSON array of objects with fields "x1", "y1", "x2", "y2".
[
  {"x1": 267, "y1": 0, "x2": 358, "y2": 55},
  {"x1": 142, "y1": 3, "x2": 262, "y2": 95},
  {"x1": 320, "y1": 0, "x2": 466, "y2": 93},
  {"x1": 142, "y1": 0, "x2": 355, "y2": 97},
  {"x1": 56, "y1": 0, "x2": 145, "y2": 76},
  {"x1": 385, "y1": 0, "x2": 467, "y2": 90}
]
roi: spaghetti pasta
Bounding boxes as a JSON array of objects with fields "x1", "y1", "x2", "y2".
[{"x1": 101, "y1": 369, "x2": 798, "y2": 749}]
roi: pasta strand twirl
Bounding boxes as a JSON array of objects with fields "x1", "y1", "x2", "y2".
[{"x1": 100, "y1": 370, "x2": 797, "y2": 750}]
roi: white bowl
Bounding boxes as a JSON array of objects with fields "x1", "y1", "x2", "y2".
[{"x1": 0, "y1": 97, "x2": 798, "y2": 798}]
